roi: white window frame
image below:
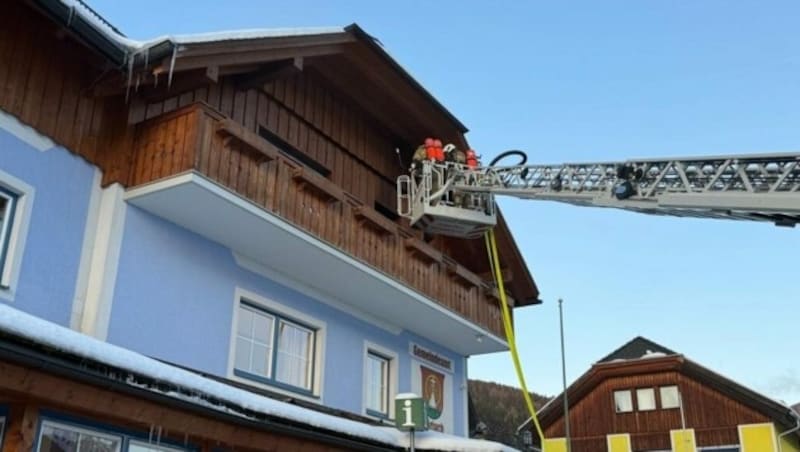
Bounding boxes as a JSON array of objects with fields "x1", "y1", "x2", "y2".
[
  {"x1": 37, "y1": 419, "x2": 123, "y2": 452},
  {"x1": 228, "y1": 288, "x2": 326, "y2": 402},
  {"x1": 362, "y1": 340, "x2": 398, "y2": 420},
  {"x1": 0, "y1": 169, "x2": 34, "y2": 301},
  {"x1": 636, "y1": 387, "x2": 656, "y2": 411},
  {"x1": 613, "y1": 389, "x2": 633, "y2": 413},
  {"x1": 660, "y1": 385, "x2": 681, "y2": 409}
]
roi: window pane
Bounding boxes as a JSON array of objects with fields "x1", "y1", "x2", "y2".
[
  {"x1": 77, "y1": 434, "x2": 120, "y2": 452},
  {"x1": 234, "y1": 337, "x2": 252, "y2": 371},
  {"x1": 252, "y1": 312, "x2": 274, "y2": 345},
  {"x1": 614, "y1": 390, "x2": 633, "y2": 413},
  {"x1": 39, "y1": 424, "x2": 79, "y2": 452},
  {"x1": 0, "y1": 193, "x2": 13, "y2": 274},
  {"x1": 660, "y1": 385, "x2": 681, "y2": 409},
  {"x1": 237, "y1": 307, "x2": 253, "y2": 337},
  {"x1": 636, "y1": 388, "x2": 656, "y2": 411},
  {"x1": 251, "y1": 343, "x2": 271, "y2": 377},
  {"x1": 276, "y1": 321, "x2": 313, "y2": 390},
  {"x1": 128, "y1": 441, "x2": 185, "y2": 452},
  {"x1": 366, "y1": 353, "x2": 389, "y2": 414}
]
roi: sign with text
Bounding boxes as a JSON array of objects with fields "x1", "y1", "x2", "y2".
[{"x1": 409, "y1": 343, "x2": 453, "y2": 372}]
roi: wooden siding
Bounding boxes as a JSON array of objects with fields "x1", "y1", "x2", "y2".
[
  {"x1": 129, "y1": 70, "x2": 402, "y2": 214},
  {"x1": 0, "y1": 1, "x2": 133, "y2": 186},
  {"x1": 544, "y1": 370, "x2": 770, "y2": 452},
  {"x1": 130, "y1": 103, "x2": 509, "y2": 338},
  {"x1": 0, "y1": 360, "x2": 367, "y2": 452}
]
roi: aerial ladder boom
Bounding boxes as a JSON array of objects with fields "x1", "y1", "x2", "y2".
[{"x1": 397, "y1": 151, "x2": 800, "y2": 238}]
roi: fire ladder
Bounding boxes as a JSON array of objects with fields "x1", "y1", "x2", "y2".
[{"x1": 397, "y1": 152, "x2": 800, "y2": 239}]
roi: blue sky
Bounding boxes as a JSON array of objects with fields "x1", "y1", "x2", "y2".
[{"x1": 90, "y1": 1, "x2": 800, "y2": 404}]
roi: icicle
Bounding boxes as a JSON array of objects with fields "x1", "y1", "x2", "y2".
[
  {"x1": 167, "y1": 46, "x2": 178, "y2": 88},
  {"x1": 67, "y1": 6, "x2": 75, "y2": 26},
  {"x1": 125, "y1": 51, "x2": 135, "y2": 102},
  {"x1": 155, "y1": 425, "x2": 162, "y2": 444},
  {"x1": 135, "y1": 73, "x2": 140, "y2": 91},
  {"x1": 143, "y1": 47, "x2": 150, "y2": 71},
  {"x1": 154, "y1": 72, "x2": 159, "y2": 88}
]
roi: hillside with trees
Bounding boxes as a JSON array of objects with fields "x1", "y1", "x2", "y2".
[{"x1": 469, "y1": 379, "x2": 551, "y2": 448}]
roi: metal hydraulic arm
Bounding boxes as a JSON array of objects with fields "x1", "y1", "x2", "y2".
[{"x1": 397, "y1": 152, "x2": 800, "y2": 238}]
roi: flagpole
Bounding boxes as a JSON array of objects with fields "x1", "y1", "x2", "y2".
[{"x1": 559, "y1": 298, "x2": 571, "y2": 452}]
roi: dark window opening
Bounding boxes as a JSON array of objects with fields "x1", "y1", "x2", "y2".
[
  {"x1": 374, "y1": 201, "x2": 399, "y2": 222},
  {"x1": 258, "y1": 126, "x2": 330, "y2": 178}
]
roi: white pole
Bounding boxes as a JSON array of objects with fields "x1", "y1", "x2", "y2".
[{"x1": 559, "y1": 298, "x2": 571, "y2": 452}]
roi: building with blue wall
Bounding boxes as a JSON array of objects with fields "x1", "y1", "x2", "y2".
[{"x1": 0, "y1": 0, "x2": 540, "y2": 449}]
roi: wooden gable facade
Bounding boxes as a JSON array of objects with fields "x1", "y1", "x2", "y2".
[
  {"x1": 527, "y1": 338, "x2": 800, "y2": 452},
  {"x1": 1, "y1": 0, "x2": 539, "y2": 341}
]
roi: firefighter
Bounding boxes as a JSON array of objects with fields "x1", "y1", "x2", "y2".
[{"x1": 465, "y1": 149, "x2": 479, "y2": 169}]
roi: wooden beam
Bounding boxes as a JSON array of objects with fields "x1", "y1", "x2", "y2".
[
  {"x1": 155, "y1": 44, "x2": 347, "y2": 74},
  {"x1": 234, "y1": 58, "x2": 303, "y2": 90},
  {"x1": 0, "y1": 361, "x2": 349, "y2": 451},
  {"x1": 92, "y1": 66, "x2": 219, "y2": 98},
  {"x1": 1, "y1": 403, "x2": 38, "y2": 452}
]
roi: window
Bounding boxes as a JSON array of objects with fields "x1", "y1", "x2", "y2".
[
  {"x1": 614, "y1": 390, "x2": 633, "y2": 413},
  {"x1": 366, "y1": 351, "x2": 390, "y2": 416},
  {"x1": 636, "y1": 388, "x2": 656, "y2": 411},
  {"x1": 234, "y1": 301, "x2": 317, "y2": 393},
  {"x1": 258, "y1": 126, "x2": 331, "y2": 177},
  {"x1": 38, "y1": 421, "x2": 121, "y2": 452},
  {"x1": 36, "y1": 420, "x2": 190, "y2": 452},
  {"x1": 660, "y1": 385, "x2": 681, "y2": 409},
  {"x1": 0, "y1": 187, "x2": 18, "y2": 285}
]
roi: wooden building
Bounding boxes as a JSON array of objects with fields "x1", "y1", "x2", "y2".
[
  {"x1": 519, "y1": 337, "x2": 800, "y2": 452},
  {"x1": 0, "y1": 0, "x2": 540, "y2": 450}
]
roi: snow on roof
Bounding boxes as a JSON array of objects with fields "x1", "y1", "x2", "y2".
[
  {"x1": 0, "y1": 304, "x2": 516, "y2": 451},
  {"x1": 58, "y1": 0, "x2": 345, "y2": 53}
]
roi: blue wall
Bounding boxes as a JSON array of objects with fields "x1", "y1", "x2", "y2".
[
  {"x1": 0, "y1": 126, "x2": 95, "y2": 326},
  {"x1": 110, "y1": 206, "x2": 467, "y2": 435}
]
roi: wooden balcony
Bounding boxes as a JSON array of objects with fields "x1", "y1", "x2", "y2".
[{"x1": 128, "y1": 102, "x2": 510, "y2": 342}]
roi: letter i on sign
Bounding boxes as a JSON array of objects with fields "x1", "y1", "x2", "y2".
[{"x1": 402, "y1": 400, "x2": 415, "y2": 427}]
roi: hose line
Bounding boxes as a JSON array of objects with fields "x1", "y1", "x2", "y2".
[{"x1": 485, "y1": 228, "x2": 545, "y2": 444}]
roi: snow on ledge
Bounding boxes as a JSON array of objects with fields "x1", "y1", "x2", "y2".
[{"x1": 0, "y1": 304, "x2": 517, "y2": 452}]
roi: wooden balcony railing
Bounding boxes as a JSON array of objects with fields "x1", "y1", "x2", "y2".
[{"x1": 129, "y1": 102, "x2": 511, "y2": 338}]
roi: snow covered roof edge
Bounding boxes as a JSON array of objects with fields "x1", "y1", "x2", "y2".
[{"x1": 0, "y1": 304, "x2": 518, "y2": 452}]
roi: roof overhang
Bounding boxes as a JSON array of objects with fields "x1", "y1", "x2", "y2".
[{"x1": 124, "y1": 172, "x2": 508, "y2": 355}]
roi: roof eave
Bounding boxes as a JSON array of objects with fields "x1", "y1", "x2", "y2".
[{"x1": 344, "y1": 23, "x2": 469, "y2": 135}]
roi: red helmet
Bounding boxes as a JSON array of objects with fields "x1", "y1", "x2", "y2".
[{"x1": 424, "y1": 137, "x2": 435, "y2": 147}]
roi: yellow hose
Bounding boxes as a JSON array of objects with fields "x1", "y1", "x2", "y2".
[{"x1": 485, "y1": 228, "x2": 545, "y2": 444}]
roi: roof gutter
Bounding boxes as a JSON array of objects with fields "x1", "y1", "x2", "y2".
[
  {"x1": 31, "y1": 0, "x2": 130, "y2": 66},
  {"x1": 778, "y1": 408, "x2": 800, "y2": 452},
  {"x1": 0, "y1": 334, "x2": 400, "y2": 452}
]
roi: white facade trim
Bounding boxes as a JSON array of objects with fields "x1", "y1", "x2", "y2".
[
  {"x1": 70, "y1": 168, "x2": 103, "y2": 330},
  {"x1": 461, "y1": 356, "x2": 469, "y2": 436},
  {"x1": 362, "y1": 339, "x2": 399, "y2": 420},
  {"x1": 0, "y1": 168, "x2": 35, "y2": 301},
  {"x1": 227, "y1": 287, "x2": 327, "y2": 404},
  {"x1": 232, "y1": 251, "x2": 403, "y2": 335},
  {"x1": 0, "y1": 109, "x2": 55, "y2": 152},
  {"x1": 78, "y1": 183, "x2": 127, "y2": 340}
]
